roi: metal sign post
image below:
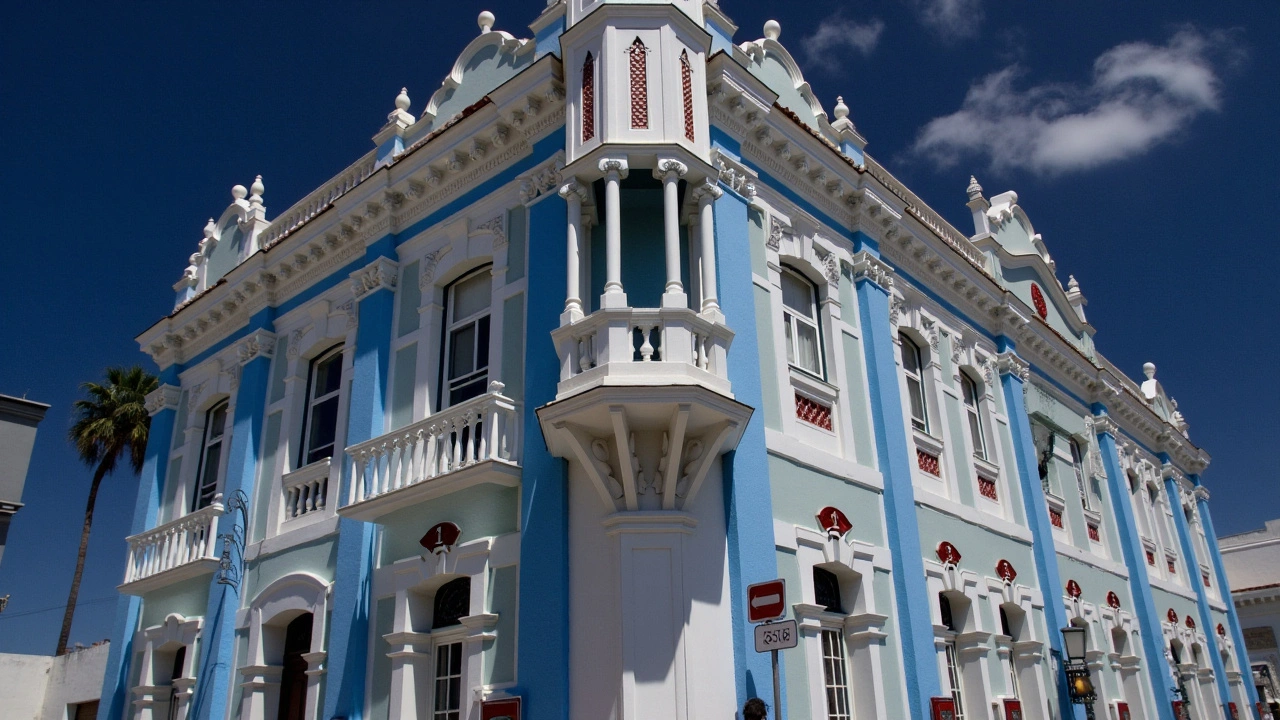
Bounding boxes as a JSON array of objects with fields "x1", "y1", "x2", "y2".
[{"x1": 748, "y1": 579, "x2": 795, "y2": 719}]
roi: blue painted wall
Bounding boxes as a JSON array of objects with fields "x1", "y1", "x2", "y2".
[{"x1": 515, "y1": 191, "x2": 570, "y2": 718}]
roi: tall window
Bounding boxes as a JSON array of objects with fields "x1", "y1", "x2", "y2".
[
  {"x1": 581, "y1": 52, "x2": 595, "y2": 142},
  {"x1": 193, "y1": 401, "x2": 228, "y2": 511},
  {"x1": 1070, "y1": 438, "x2": 1089, "y2": 510},
  {"x1": 814, "y1": 567, "x2": 850, "y2": 719},
  {"x1": 277, "y1": 614, "x2": 313, "y2": 720},
  {"x1": 628, "y1": 38, "x2": 649, "y2": 129},
  {"x1": 960, "y1": 372, "x2": 986, "y2": 460},
  {"x1": 300, "y1": 346, "x2": 343, "y2": 467},
  {"x1": 431, "y1": 577, "x2": 471, "y2": 720},
  {"x1": 166, "y1": 647, "x2": 186, "y2": 720},
  {"x1": 442, "y1": 269, "x2": 491, "y2": 407},
  {"x1": 999, "y1": 607, "x2": 1021, "y2": 699},
  {"x1": 940, "y1": 594, "x2": 966, "y2": 720},
  {"x1": 901, "y1": 335, "x2": 929, "y2": 433},
  {"x1": 781, "y1": 267, "x2": 823, "y2": 377}
]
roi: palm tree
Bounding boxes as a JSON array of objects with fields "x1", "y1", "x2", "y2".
[{"x1": 58, "y1": 366, "x2": 158, "y2": 655}]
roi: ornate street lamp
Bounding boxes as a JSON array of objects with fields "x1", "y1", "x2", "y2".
[{"x1": 1062, "y1": 626, "x2": 1097, "y2": 720}]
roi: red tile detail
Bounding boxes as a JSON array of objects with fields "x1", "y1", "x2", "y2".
[
  {"x1": 1088, "y1": 524, "x2": 1101, "y2": 542},
  {"x1": 1049, "y1": 507, "x2": 1064, "y2": 529},
  {"x1": 917, "y1": 449, "x2": 940, "y2": 476},
  {"x1": 1146, "y1": 549, "x2": 1156, "y2": 566},
  {"x1": 1031, "y1": 283, "x2": 1048, "y2": 319},
  {"x1": 978, "y1": 477, "x2": 998, "y2": 501},
  {"x1": 680, "y1": 51, "x2": 695, "y2": 142},
  {"x1": 795, "y1": 393, "x2": 833, "y2": 431},
  {"x1": 581, "y1": 53, "x2": 595, "y2": 142},
  {"x1": 629, "y1": 39, "x2": 649, "y2": 129}
]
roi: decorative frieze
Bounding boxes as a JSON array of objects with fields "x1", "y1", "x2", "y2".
[
  {"x1": 419, "y1": 247, "x2": 451, "y2": 289},
  {"x1": 350, "y1": 257, "x2": 399, "y2": 299},
  {"x1": 848, "y1": 251, "x2": 893, "y2": 293},
  {"x1": 995, "y1": 351, "x2": 1030, "y2": 383},
  {"x1": 144, "y1": 384, "x2": 182, "y2": 416},
  {"x1": 237, "y1": 330, "x2": 277, "y2": 365},
  {"x1": 518, "y1": 153, "x2": 565, "y2": 204}
]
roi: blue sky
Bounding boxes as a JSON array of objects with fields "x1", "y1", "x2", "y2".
[{"x1": 0, "y1": 0, "x2": 1275, "y2": 656}]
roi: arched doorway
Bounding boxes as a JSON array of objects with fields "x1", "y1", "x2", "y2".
[{"x1": 277, "y1": 613, "x2": 313, "y2": 720}]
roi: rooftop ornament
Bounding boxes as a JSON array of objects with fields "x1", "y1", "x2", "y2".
[
  {"x1": 478, "y1": 10, "x2": 495, "y2": 34},
  {"x1": 763, "y1": 19, "x2": 781, "y2": 40}
]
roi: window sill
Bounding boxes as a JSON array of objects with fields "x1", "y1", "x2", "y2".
[{"x1": 973, "y1": 455, "x2": 1000, "y2": 479}]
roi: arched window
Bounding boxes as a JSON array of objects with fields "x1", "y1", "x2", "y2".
[
  {"x1": 813, "y1": 567, "x2": 850, "y2": 720},
  {"x1": 277, "y1": 614, "x2": 313, "y2": 720},
  {"x1": 960, "y1": 372, "x2": 985, "y2": 460},
  {"x1": 441, "y1": 268, "x2": 492, "y2": 407},
  {"x1": 431, "y1": 578, "x2": 471, "y2": 720},
  {"x1": 193, "y1": 400, "x2": 228, "y2": 511},
  {"x1": 300, "y1": 346, "x2": 344, "y2": 467},
  {"x1": 939, "y1": 593, "x2": 966, "y2": 720},
  {"x1": 628, "y1": 38, "x2": 649, "y2": 129},
  {"x1": 1069, "y1": 438, "x2": 1089, "y2": 510},
  {"x1": 166, "y1": 647, "x2": 185, "y2": 720},
  {"x1": 900, "y1": 335, "x2": 929, "y2": 433},
  {"x1": 680, "y1": 50, "x2": 694, "y2": 142},
  {"x1": 781, "y1": 267, "x2": 823, "y2": 377},
  {"x1": 581, "y1": 52, "x2": 595, "y2": 143}
]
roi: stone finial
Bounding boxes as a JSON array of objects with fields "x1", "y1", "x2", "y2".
[
  {"x1": 1143, "y1": 362, "x2": 1156, "y2": 380},
  {"x1": 232, "y1": 184, "x2": 248, "y2": 201},
  {"x1": 478, "y1": 10, "x2": 495, "y2": 33},
  {"x1": 834, "y1": 96, "x2": 849, "y2": 120},
  {"x1": 763, "y1": 20, "x2": 781, "y2": 40},
  {"x1": 1067, "y1": 275, "x2": 1079, "y2": 292},
  {"x1": 249, "y1": 175, "x2": 265, "y2": 205},
  {"x1": 395, "y1": 87, "x2": 410, "y2": 112},
  {"x1": 204, "y1": 218, "x2": 217, "y2": 238},
  {"x1": 966, "y1": 175, "x2": 984, "y2": 201}
]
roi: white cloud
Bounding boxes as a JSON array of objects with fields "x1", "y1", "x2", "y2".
[
  {"x1": 910, "y1": 28, "x2": 1237, "y2": 174},
  {"x1": 801, "y1": 15, "x2": 886, "y2": 69},
  {"x1": 912, "y1": 0, "x2": 983, "y2": 42}
]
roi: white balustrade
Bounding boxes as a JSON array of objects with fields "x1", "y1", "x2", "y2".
[
  {"x1": 864, "y1": 156, "x2": 989, "y2": 272},
  {"x1": 552, "y1": 307, "x2": 733, "y2": 394},
  {"x1": 123, "y1": 499, "x2": 223, "y2": 586},
  {"x1": 345, "y1": 384, "x2": 521, "y2": 508},
  {"x1": 282, "y1": 459, "x2": 330, "y2": 522},
  {"x1": 259, "y1": 151, "x2": 378, "y2": 249}
]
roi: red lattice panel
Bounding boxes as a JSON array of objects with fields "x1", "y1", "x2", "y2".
[
  {"x1": 1146, "y1": 549, "x2": 1156, "y2": 566},
  {"x1": 1167, "y1": 558, "x2": 1177, "y2": 574},
  {"x1": 1088, "y1": 524, "x2": 1101, "y2": 542},
  {"x1": 978, "y1": 477, "x2": 998, "y2": 501},
  {"x1": 681, "y1": 51, "x2": 695, "y2": 142},
  {"x1": 1202, "y1": 573, "x2": 1211, "y2": 587},
  {"x1": 1049, "y1": 507, "x2": 1064, "y2": 529},
  {"x1": 795, "y1": 393, "x2": 833, "y2": 431},
  {"x1": 581, "y1": 53, "x2": 595, "y2": 142},
  {"x1": 629, "y1": 39, "x2": 649, "y2": 129},
  {"x1": 917, "y1": 449, "x2": 940, "y2": 476}
]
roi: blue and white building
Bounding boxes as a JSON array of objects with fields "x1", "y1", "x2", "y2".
[{"x1": 100, "y1": 1, "x2": 1259, "y2": 719}]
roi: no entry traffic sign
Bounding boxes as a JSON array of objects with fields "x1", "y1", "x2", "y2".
[{"x1": 747, "y1": 579, "x2": 786, "y2": 624}]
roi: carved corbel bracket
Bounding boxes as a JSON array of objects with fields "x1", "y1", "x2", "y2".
[
  {"x1": 144, "y1": 384, "x2": 183, "y2": 416},
  {"x1": 349, "y1": 256, "x2": 399, "y2": 299}
]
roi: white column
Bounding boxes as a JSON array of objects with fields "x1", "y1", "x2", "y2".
[
  {"x1": 598, "y1": 158, "x2": 629, "y2": 309},
  {"x1": 559, "y1": 179, "x2": 586, "y2": 324},
  {"x1": 694, "y1": 179, "x2": 723, "y2": 320},
  {"x1": 654, "y1": 159, "x2": 689, "y2": 308}
]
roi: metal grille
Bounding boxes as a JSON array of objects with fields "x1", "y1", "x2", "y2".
[
  {"x1": 629, "y1": 38, "x2": 648, "y2": 129},
  {"x1": 581, "y1": 53, "x2": 595, "y2": 142},
  {"x1": 821, "y1": 629, "x2": 852, "y2": 720},
  {"x1": 681, "y1": 51, "x2": 695, "y2": 141}
]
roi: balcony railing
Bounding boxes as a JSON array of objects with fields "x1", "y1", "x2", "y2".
[
  {"x1": 121, "y1": 498, "x2": 223, "y2": 593},
  {"x1": 551, "y1": 307, "x2": 734, "y2": 398},
  {"x1": 342, "y1": 384, "x2": 521, "y2": 520},
  {"x1": 282, "y1": 459, "x2": 331, "y2": 523}
]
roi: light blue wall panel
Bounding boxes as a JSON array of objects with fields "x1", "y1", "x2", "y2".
[
  {"x1": 378, "y1": 484, "x2": 519, "y2": 564},
  {"x1": 390, "y1": 343, "x2": 417, "y2": 431},
  {"x1": 767, "y1": 453, "x2": 884, "y2": 547}
]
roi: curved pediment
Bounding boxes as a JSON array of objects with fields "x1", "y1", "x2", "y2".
[
  {"x1": 421, "y1": 17, "x2": 534, "y2": 132},
  {"x1": 738, "y1": 21, "x2": 827, "y2": 133}
]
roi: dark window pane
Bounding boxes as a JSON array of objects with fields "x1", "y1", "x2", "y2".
[
  {"x1": 314, "y1": 352, "x2": 343, "y2": 397},
  {"x1": 449, "y1": 325, "x2": 476, "y2": 379},
  {"x1": 208, "y1": 404, "x2": 228, "y2": 439},
  {"x1": 814, "y1": 567, "x2": 844, "y2": 614},
  {"x1": 432, "y1": 577, "x2": 471, "y2": 629},
  {"x1": 450, "y1": 376, "x2": 487, "y2": 406},
  {"x1": 476, "y1": 316, "x2": 490, "y2": 371},
  {"x1": 306, "y1": 396, "x2": 339, "y2": 464}
]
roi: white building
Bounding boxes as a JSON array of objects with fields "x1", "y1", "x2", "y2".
[{"x1": 1221, "y1": 520, "x2": 1280, "y2": 718}]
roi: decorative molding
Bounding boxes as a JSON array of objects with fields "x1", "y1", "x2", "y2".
[
  {"x1": 653, "y1": 158, "x2": 688, "y2": 180},
  {"x1": 1091, "y1": 413, "x2": 1119, "y2": 437},
  {"x1": 558, "y1": 179, "x2": 588, "y2": 204},
  {"x1": 335, "y1": 299, "x2": 357, "y2": 330},
  {"x1": 692, "y1": 178, "x2": 722, "y2": 203},
  {"x1": 848, "y1": 251, "x2": 893, "y2": 292},
  {"x1": 598, "y1": 157, "x2": 630, "y2": 178},
  {"x1": 518, "y1": 153, "x2": 565, "y2": 204},
  {"x1": 349, "y1": 257, "x2": 399, "y2": 299},
  {"x1": 144, "y1": 385, "x2": 182, "y2": 416},
  {"x1": 472, "y1": 214, "x2": 506, "y2": 247},
  {"x1": 419, "y1": 246, "x2": 451, "y2": 289},
  {"x1": 995, "y1": 351, "x2": 1030, "y2": 383},
  {"x1": 766, "y1": 215, "x2": 788, "y2": 251},
  {"x1": 237, "y1": 330, "x2": 277, "y2": 366},
  {"x1": 1193, "y1": 486, "x2": 1210, "y2": 502},
  {"x1": 711, "y1": 150, "x2": 758, "y2": 199}
]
